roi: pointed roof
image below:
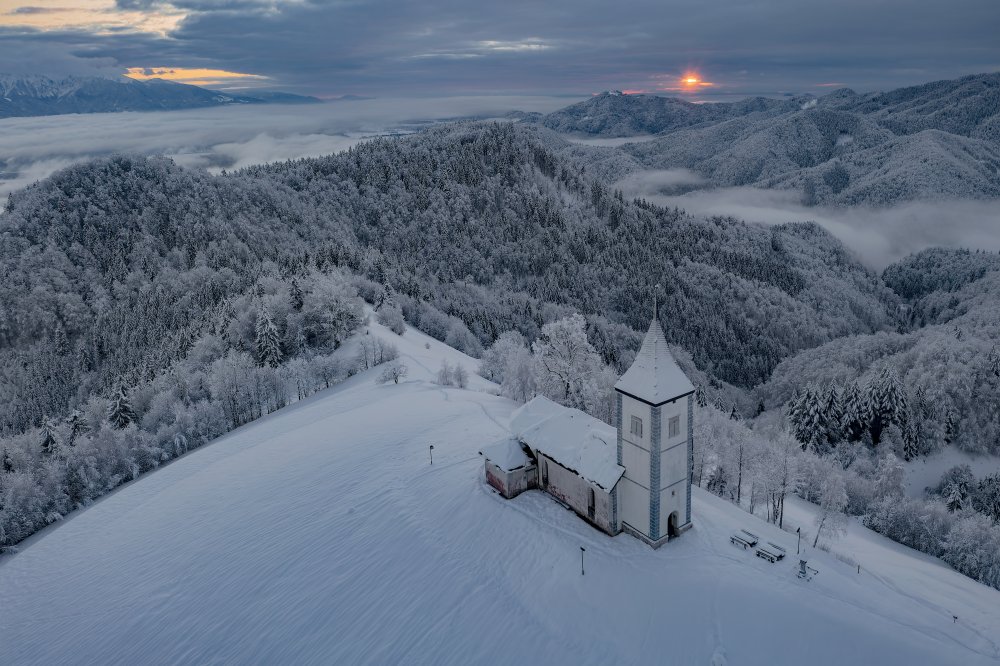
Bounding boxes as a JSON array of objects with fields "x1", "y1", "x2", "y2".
[{"x1": 615, "y1": 318, "x2": 694, "y2": 405}]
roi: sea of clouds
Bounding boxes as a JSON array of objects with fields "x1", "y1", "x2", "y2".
[
  {"x1": 615, "y1": 171, "x2": 1000, "y2": 269},
  {"x1": 0, "y1": 95, "x2": 570, "y2": 200},
  {"x1": 2, "y1": 101, "x2": 996, "y2": 271}
]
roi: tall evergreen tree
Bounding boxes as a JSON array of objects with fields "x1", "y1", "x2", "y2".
[
  {"x1": 66, "y1": 409, "x2": 89, "y2": 446},
  {"x1": 53, "y1": 322, "x2": 69, "y2": 357},
  {"x1": 2, "y1": 447, "x2": 14, "y2": 472},
  {"x1": 695, "y1": 385, "x2": 707, "y2": 408},
  {"x1": 289, "y1": 279, "x2": 304, "y2": 312},
  {"x1": 944, "y1": 408, "x2": 959, "y2": 446},
  {"x1": 868, "y1": 367, "x2": 906, "y2": 447},
  {"x1": 108, "y1": 384, "x2": 135, "y2": 429},
  {"x1": 39, "y1": 417, "x2": 59, "y2": 456},
  {"x1": 823, "y1": 383, "x2": 844, "y2": 445},
  {"x1": 840, "y1": 380, "x2": 869, "y2": 442},
  {"x1": 255, "y1": 305, "x2": 283, "y2": 368},
  {"x1": 989, "y1": 345, "x2": 1000, "y2": 379}
]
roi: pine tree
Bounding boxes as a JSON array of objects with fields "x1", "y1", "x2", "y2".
[
  {"x1": 755, "y1": 398, "x2": 765, "y2": 417},
  {"x1": 108, "y1": 384, "x2": 135, "y2": 429},
  {"x1": 823, "y1": 383, "x2": 844, "y2": 445},
  {"x1": 255, "y1": 305, "x2": 283, "y2": 368},
  {"x1": 2, "y1": 447, "x2": 14, "y2": 472},
  {"x1": 289, "y1": 279, "x2": 304, "y2": 312},
  {"x1": 695, "y1": 385, "x2": 708, "y2": 408},
  {"x1": 66, "y1": 409, "x2": 89, "y2": 446},
  {"x1": 945, "y1": 482, "x2": 965, "y2": 512},
  {"x1": 54, "y1": 322, "x2": 69, "y2": 356},
  {"x1": 39, "y1": 417, "x2": 59, "y2": 456},
  {"x1": 988, "y1": 345, "x2": 1000, "y2": 379},
  {"x1": 868, "y1": 367, "x2": 906, "y2": 447},
  {"x1": 729, "y1": 403, "x2": 742, "y2": 421},
  {"x1": 944, "y1": 408, "x2": 958, "y2": 446},
  {"x1": 840, "y1": 380, "x2": 869, "y2": 442}
]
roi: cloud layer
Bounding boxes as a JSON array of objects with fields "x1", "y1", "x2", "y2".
[
  {"x1": 0, "y1": 96, "x2": 568, "y2": 200},
  {"x1": 615, "y1": 180, "x2": 1000, "y2": 269}
]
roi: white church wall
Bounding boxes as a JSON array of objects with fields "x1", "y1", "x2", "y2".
[
  {"x1": 618, "y1": 477, "x2": 651, "y2": 537},
  {"x1": 658, "y1": 398, "x2": 689, "y2": 486},
  {"x1": 537, "y1": 453, "x2": 614, "y2": 534}
]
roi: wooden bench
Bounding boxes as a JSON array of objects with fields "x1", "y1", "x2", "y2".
[
  {"x1": 755, "y1": 542, "x2": 787, "y2": 563},
  {"x1": 730, "y1": 529, "x2": 760, "y2": 550}
]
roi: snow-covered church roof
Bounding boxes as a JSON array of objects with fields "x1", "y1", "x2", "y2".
[
  {"x1": 510, "y1": 396, "x2": 624, "y2": 491},
  {"x1": 614, "y1": 318, "x2": 694, "y2": 405}
]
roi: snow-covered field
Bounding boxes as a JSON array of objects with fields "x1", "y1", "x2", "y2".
[{"x1": 2, "y1": 321, "x2": 998, "y2": 665}]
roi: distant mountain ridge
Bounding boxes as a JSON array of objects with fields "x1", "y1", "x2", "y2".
[
  {"x1": 535, "y1": 73, "x2": 1000, "y2": 205},
  {"x1": 0, "y1": 74, "x2": 320, "y2": 118}
]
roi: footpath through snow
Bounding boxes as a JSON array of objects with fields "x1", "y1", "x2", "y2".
[{"x1": 1, "y1": 320, "x2": 998, "y2": 665}]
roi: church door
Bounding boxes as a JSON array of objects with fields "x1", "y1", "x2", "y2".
[{"x1": 667, "y1": 512, "x2": 679, "y2": 538}]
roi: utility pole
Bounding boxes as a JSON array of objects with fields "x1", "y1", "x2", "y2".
[
  {"x1": 429, "y1": 445, "x2": 434, "y2": 465},
  {"x1": 796, "y1": 527, "x2": 801, "y2": 555},
  {"x1": 580, "y1": 546, "x2": 586, "y2": 576}
]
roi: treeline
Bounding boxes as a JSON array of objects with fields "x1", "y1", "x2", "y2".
[
  {"x1": 0, "y1": 270, "x2": 372, "y2": 548},
  {"x1": 695, "y1": 404, "x2": 1000, "y2": 591}
]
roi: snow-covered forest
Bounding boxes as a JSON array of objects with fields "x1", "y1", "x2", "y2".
[{"x1": 0, "y1": 121, "x2": 998, "y2": 589}]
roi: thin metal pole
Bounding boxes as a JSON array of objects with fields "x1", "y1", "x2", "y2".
[
  {"x1": 580, "y1": 546, "x2": 586, "y2": 576},
  {"x1": 429, "y1": 445, "x2": 434, "y2": 465}
]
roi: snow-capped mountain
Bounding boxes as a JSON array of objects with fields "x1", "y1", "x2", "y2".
[
  {"x1": 0, "y1": 74, "x2": 319, "y2": 118},
  {"x1": 1, "y1": 318, "x2": 996, "y2": 664},
  {"x1": 536, "y1": 72, "x2": 1000, "y2": 205}
]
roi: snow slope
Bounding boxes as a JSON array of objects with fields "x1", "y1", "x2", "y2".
[{"x1": 1, "y1": 320, "x2": 998, "y2": 665}]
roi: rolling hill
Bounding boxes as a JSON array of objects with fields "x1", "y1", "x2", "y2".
[
  {"x1": 1, "y1": 318, "x2": 997, "y2": 665},
  {"x1": 535, "y1": 73, "x2": 1000, "y2": 206}
]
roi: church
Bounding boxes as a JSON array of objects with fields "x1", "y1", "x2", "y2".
[{"x1": 480, "y1": 314, "x2": 696, "y2": 547}]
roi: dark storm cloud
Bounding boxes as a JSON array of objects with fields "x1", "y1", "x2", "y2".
[{"x1": 2, "y1": 0, "x2": 999, "y2": 96}]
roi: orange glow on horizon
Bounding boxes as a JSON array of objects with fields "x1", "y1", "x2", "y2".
[{"x1": 124, "y1": 67, "x2": 268, "y2": 86}]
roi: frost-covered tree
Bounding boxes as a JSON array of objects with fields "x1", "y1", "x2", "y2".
[
  {"x1": 66, "y1": 409, "x2": 89, "y2": 446},
  {"x1": 255, "y1": 306, "x2": 283, "y2": 368},
  {"x1": 377, "y1": 303, "x2": 406, "y2": 336},
  {"x1": 38, "y1": 417, "x2": 59, "y2": 456},
  {"x1": 532, "y1": 314, "x2": 603, "y2": 412},
  {"x1": 840, "y1": 380, "x2": 869, "y2": 443},
  {"x1": 1, "y1": 448, "x2": 13, "y2": 472},
  {"x1": 108, "y1": 384, "x2": 135, "y2": 430},
  {"x1": 479, "y1": 331, "x2": 528, "y2": 384},
  {"x1": 453, "y1": 364, "x2": 469, "y2": 389},
  {"x1": 500, "y1": 346, "x2": 536, "y2": 403},
  {"x1": 867, "y1": 367, "x2": 906, "y2": 447},
  {"x1": 289, "y1": 279, "x2": 304, "y2": 312},
  {"x1": 695, "y1": 385, "x2": 707, "y2": 408},
  {"x1": 813, "y1": 471, "x2": 848, "y2": 547},
  {"x1": 378, "y1": 362, "x2": 408, "y2": 385},
  {"x1": 437, "y1": 360, "x2": 455, "y2": 387}
]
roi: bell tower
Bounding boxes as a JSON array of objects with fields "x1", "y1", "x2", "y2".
[{"x1": 614, "y1": 294, "x2": 695, "y2": 547}]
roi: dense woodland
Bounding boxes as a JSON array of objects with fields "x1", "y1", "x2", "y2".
[{"x1": 0, "y1": 122, "x2": 997, "y2": 586}]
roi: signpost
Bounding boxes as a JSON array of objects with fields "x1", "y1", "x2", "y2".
[
  {"x1": 429, "y1": 445, "x2": 434, "y2": 465},
  {"x1": 580, "y1": 546, "x2": 586, "y2": 576}
]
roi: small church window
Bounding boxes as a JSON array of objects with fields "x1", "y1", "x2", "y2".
[
  {"x1": 630, "y1": 415, "x2": 643, "y2": 438},
  {"x1": 588, "y1": 488, "x2": 596, "y2": 519},
  {"x1": 669, "y1": 415, "x2": 680, "y2": 438},
  {"x1": 542, "y1": 460, "x2": 548, "y2": 486}
]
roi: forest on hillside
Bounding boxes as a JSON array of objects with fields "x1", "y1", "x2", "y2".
[{"x1": 0, "y1": 122, "x2": 997, "y2": 581}]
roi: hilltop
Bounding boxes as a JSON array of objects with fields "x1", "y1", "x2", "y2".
[{"x1": 1, "y1": 318, "x2": 997, "y2": 665}]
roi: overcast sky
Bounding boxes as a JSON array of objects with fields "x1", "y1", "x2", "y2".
[{"x1": 1, "y1": 0, "x2": 998, "y2": 98}]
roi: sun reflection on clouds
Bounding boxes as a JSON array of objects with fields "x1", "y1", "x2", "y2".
[
  {"x1": 0, "y1": 0, "x2": 184, "y2": 35},
  {"x1": 124, "y1": 67, "x2": 269, "y2": 87}
]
